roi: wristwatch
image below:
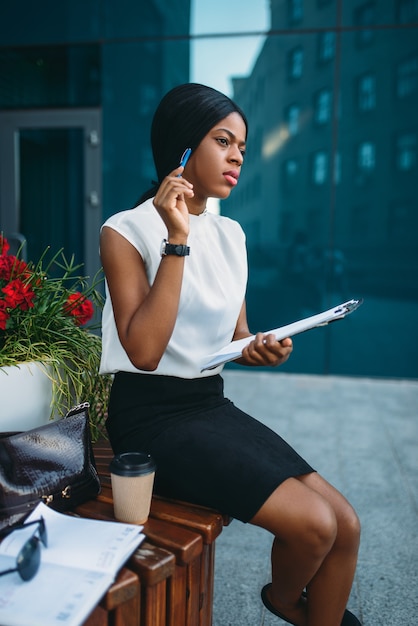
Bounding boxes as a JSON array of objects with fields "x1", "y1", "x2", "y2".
[{"x1": 160, "y1": 238, "x2": 190, "y2": 257}]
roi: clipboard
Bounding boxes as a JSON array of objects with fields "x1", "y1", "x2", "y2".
[{"x1": 201, "y1": 298, "x2": 363, "y2": 372}]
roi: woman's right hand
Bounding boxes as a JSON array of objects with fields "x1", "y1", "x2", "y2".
[{"x1": 153, "y1": 166, "x2": 194, "y2": 241}]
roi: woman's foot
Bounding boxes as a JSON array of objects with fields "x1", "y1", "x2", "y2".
[{"x1": 261, "y1": 583, "x2": 307, "y2": 626}]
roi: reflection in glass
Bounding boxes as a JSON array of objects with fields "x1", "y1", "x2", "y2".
[
  {"x1": 396, "y1": 133, "x2": 417, "y2": 170},
  {"x1": 288, "y1": 0, "x2": 304, "y2": 25},
  {"x1": 357, "y1": 142, "x2": 376, "y2": 171},
  {"x1": 1, "y1": 0, "x2": 417, "y2": 378},
  {"x1": 354, "y1": 3, "x2": 376, "y2": 46},
  {"x1": 396, "y1": 55, "x2": 418, "y2": 98},
  {"x1": 396, "y1": 0, "x2": 418, "y2": 24},
  {"x1": 314, "y1": 89, "x2": 332, "y2": 125},
  {"x1": 312, "y1": 151, "x2": 329, "y2": 184},
  {"x1": 357, "y1": 73, "x2": 376, "y2": 111},
  {"x1": 288, "y1": 46, "x2": 304, "y2": 80},
  {"x1": 286, "y1": 104, "x2": 300, "y2": 135},
  {"x1": 19, "y1": 128, "x2": 84, "y2": 267},
  {"x1": 201, "y1": 9, "x2": 418, "y2": 377},
  {"x1": 318, "y1": 31, "x2": 336, "y2": 63},
  {"x1": 0, "y1": 46, "x2": 100, "y2": 109},
  {"x1": 390, "y1": 203, "x2": 414, "y2": 240}
]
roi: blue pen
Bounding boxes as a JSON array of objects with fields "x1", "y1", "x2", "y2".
[{"x1": 177, "y1": 148, "x2": 192, "y2": 176}]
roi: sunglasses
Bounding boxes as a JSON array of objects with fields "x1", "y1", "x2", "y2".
[{"x1": 0, "y1": 517, "x2": 47, "y2": 582}]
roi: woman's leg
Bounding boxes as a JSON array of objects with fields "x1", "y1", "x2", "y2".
[{"x1": 251, "y1": 473, "x2": 360, "y2": 626}]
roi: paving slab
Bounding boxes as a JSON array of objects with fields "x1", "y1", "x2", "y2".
[{"x1": 212, "y1": 371, "x2": 418, "y2": 626}]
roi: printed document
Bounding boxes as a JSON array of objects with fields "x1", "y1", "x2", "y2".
[{"x1": 0, "y1": 502, "x2": 145, "y2": 626}]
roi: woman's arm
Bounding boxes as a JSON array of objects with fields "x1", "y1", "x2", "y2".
[
  {"x1": 100, "y1": 166, "x2": 194, "y2": 371},
  {"x1": 232, "y1": 301, "x2": 293, "y2": 368}
]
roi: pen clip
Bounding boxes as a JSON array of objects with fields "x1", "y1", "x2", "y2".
[{"x1": 177, "y1": 148, "x2": 192, "y2": 176}]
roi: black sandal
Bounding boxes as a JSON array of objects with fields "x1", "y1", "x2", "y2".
[
  {"x1": 261, "y1": 583, "x2": 362, "y2": 625},
  {"x1": 261, "y1": 584, "x2": 298, "y2": 625},
  {"x1": 341, "y1": 609, "x2": 362, "y2": 625}
]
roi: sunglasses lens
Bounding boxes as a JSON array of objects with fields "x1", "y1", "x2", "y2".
[{"x1": 17, "y1": 536, "x2": 41, "y2": 581}]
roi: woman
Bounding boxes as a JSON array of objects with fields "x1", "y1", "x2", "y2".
[{"x1": 99, "y1": 83, "x2": 361, "y2": 626}]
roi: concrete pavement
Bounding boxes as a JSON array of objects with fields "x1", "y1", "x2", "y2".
[{"x1": 212, "y1": 370, "x2": 418, "y2": 626}]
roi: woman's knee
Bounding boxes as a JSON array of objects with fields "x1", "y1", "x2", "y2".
[
  {"x1": 301, "y1": 498, "x2": 338, "y2": 558},
  {"x1": 299, "y1": 472, "x2": 361, "y2": 552},
  {"x1": 337, "y1": 501, "x2": 361, "y2": 552},
  {"x1": 251, "y1": 480, "x2": 338, "y2": 557}
]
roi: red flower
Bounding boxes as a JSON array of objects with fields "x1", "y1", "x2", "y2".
[
  {"x1": 2, "y1": 279, "x2": 36, "y2": 311},
  {"x1": 0, "y1": 235, "x2": 9, "y2": 256},
  {"x1": 63, "y1": 292, "x2": 94, "y2": 326},
  {"x1": 0, "y1": 300, "x2": 9, "y2": 330},
  {"x1": 0, "y1": 255, "x2": 10, "y2": 280},
  {"x1": 0, "y1": 255, "x2": 30, "y2": 281}
]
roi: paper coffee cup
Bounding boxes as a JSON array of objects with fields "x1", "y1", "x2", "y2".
[{"x1": 110, "y1": 452, "x2": 156, "y2": 525}]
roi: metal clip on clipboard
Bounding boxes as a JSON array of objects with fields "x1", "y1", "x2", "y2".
[{"x1": 317, "y1": 298, "x2": 363, "y2": 326}]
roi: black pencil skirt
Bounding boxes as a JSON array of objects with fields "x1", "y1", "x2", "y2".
[{"x1": 106, "y1": 372, "x2": 314, "y2": 523}]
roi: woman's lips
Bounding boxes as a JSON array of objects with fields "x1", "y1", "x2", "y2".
[{"x1": 223, "y1": 171, "x2": 239, "y2": 186}]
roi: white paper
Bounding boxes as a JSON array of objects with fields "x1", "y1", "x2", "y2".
[
  {"x1": 0, "y1": 502, "x2": 145, "y2": 626},
  {"x1": 201, "y1": 299, "x2": 363, "y2": 371}
]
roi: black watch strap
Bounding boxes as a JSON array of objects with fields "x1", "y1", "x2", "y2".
[{"x1": 160, "y1": 239, "x2": 190, "y2": 257}]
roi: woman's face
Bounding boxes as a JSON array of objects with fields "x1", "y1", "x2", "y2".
[{"x1": 184, "y1": 112, "x2": 247, "y2": 206}]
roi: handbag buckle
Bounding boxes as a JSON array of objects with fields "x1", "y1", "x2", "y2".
[
  {"x1": 42, "y1": 495, "x2": 54, "y2": 505},
  {"x1": 62, "y1": 486, "x2": 71, "y2": 499}
]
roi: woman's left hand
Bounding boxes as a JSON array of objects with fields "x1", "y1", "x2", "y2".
[{"x1": 240, "y1": 334, "x2": 293, "y2": 367}]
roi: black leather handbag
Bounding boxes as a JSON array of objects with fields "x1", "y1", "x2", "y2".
[{"x1": 0, "y1": 403, "x2": 101, "y2": 529}]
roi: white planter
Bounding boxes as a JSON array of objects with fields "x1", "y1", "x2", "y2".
[{"x1": 0, "y1": 361, "x2": 60, "y2": 431}]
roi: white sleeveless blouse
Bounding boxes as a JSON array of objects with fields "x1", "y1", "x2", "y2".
[{"x1": 99, "y1": 199, "x2": 247, "y2": 378}]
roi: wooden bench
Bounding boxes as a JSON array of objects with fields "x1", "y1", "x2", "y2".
[
  {"x1": 84, "y1": 567, "x2": 141, "y2": 626},
  {"x1": 76, "y1": 439, "x2": 230, "y2": 626}
]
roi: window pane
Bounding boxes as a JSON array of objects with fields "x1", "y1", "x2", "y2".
[
  {"x1": 20, "y1": 128, "x2": 84, "y2": 265},
  {"x1": 288, "y1": 46, "x2": 304, "y2": 80},
  {"x1": 314, "y1": 89, "x2": 332, "y2": 124},
  {"x1": 358, "y1": 142, "x2": 376, "y2": 170},
  {"x1": 0, "y1": 46, "x2": 101, "y2": 108},
  {"x1": 0, "y1": 0, "x2": 101, "y2": 46},
  {"x1": 357, "y1": 73, "x2": 377, "y2": 111},
  {"x1": 396, "y1": 133, "x2": 417, "y2": 170},
  {"x1": 287, "y1": 104, "x2": 300, "y2": 135},
  {"x1": 396, "y1": 0, "x2": 418, "y2": 24},
  {"x1": 318, "y1": 31, "x2": 336, "y2": 63},
  {"x1": 396, "y1": 55, "x2": 418, "y2": 98},
  {"x1": 288, "y1": 0, "x2": 304, "y2": 25}
]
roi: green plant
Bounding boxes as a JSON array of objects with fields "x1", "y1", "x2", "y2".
[{"x1": 0, "y1": 234, "x2": 111, "y2": 441}]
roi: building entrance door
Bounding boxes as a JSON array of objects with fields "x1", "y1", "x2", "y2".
[{"x1": 0, "y1": 109, "x2": 102, "y2": 280}]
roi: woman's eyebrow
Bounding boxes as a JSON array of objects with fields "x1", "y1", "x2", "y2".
[{"x1": 215, "y1": 127, "x2": 246, "y2": 147}]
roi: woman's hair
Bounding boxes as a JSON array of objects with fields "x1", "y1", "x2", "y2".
[{"x1": 137, "y1": 83, "x2": 248, "y2": 204}]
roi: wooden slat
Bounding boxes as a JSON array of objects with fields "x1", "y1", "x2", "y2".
[
  {"x1": 89, "y1": 438, "x2": 230, "y2": 626},
  {"x1": 130, "y1": 541, "x2": 175, "y2": 588}
]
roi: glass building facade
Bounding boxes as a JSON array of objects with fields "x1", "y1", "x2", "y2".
[{"x1": 0, "y1": 0, "x2": 417, "y2": 378}]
